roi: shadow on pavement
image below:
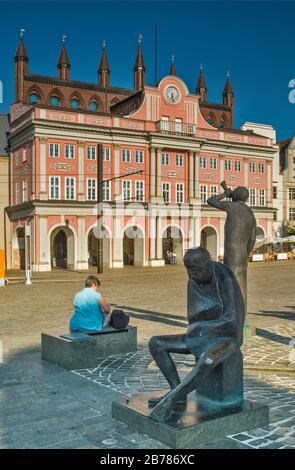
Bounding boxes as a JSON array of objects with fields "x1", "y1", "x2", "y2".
[{"x1": 112, "y1": 304, "x2": 187, "y2": 329}]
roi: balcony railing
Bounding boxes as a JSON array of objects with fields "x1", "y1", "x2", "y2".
[{"x1": 156, "y1": 120, "x2": 196, "y2": 136}]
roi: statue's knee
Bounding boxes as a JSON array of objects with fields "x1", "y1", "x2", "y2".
[{"x1": 148, "y1": 336, "x2": 161, "y2": 355}]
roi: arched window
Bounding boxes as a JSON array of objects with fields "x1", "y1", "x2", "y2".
[
  {"x1": 50, "y1": 96, "x2": 61, "y2": 107},
  {"x1": 207, "y1": 118, "x2": 213, "y2": 125},
  {"x1": 88, "y1": 101, "x2": 98, "y2": 112},
  {"x1": 219, "y1": 120, "x2": 225, "y2": 128},
  {"x1": 110, "y1": 97, "x2": 119, "y2": 106},
  {"x1": 29, "y1": 93, "x2": 40, "y2": 104},
  {"x1": 70, "y1": 98, "x2": 80, "y2": 109}
]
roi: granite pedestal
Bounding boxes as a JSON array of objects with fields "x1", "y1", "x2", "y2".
[
  {"x1": 41, "y1": 326, "x2": 137, "y2": 370},
  {"x1": 112, "y1": 390, "x2": 269, "y2": 448}
]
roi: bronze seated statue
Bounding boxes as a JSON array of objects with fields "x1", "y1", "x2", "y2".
[{"x1": 148, "y1": 247, "x2": 245, "y2": 423}]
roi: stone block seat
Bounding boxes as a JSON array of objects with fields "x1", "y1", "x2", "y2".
[{"x1": 41, "y1": 326, "x2": 137, "y2": 370}]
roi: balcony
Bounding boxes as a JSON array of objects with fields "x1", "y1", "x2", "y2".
[{"x1": 156, "y1": 120, "x2": 196, "y2": 136}]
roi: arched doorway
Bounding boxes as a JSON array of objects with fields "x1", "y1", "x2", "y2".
[
  {"x1": 162, "y1": 226, "x2": 183, "y2": 264},
  {"x1": 88, "y1": 227, "x2": 111, "y2": 268},
  {"x1": 256, "y1": 226, "x2": 265, "y2": 241},
  {"x1": 123, "y1": 226, "x2": 144, "y2": 266},
  {"x1": 15, "y1": 227, "x2": 25, "y2": 270},
  {"x1": 201, "y1": 226, "x2": 217, "y2": 260},
  {"x1": 50, "y1": 227, "x2": 75, "y2": 269}
]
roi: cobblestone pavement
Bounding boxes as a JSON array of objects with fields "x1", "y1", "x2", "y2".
[
  {"x1": 0, "y1": 261, "x2": 295, "y2": 448},
  {"x1": 73, "y1": 348, "x2": 295, "y2": 449}
]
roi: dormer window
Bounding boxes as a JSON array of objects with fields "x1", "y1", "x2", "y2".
[
  {"x1": 50, "y1": 96, "x2": 61, "y2": 107},
  {"x1": 88, "y1": 101, "x2": 98, "y2": 112},
  {"x1": 29, "y1": 93, "x2": 40, "y2": 104},
  {"x1": 70, "y1": 98, "x2": 80, "y2": 109},
  {"x1": 219, "y1": 120, "x2": 225, "y2": 128}
]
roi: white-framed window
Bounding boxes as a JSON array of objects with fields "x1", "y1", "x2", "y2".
[
  {"x1": 176, "y1": 183, "x2": 184, "y2": 203},
  {"x1": 65, "y1": 144, "x2": 75, "y2": 159},
  {"x1": 210, "y1": 185, "x2": 217, "y2": 197},
  {"x1": 200, "y1": 157, "x2": 207, "y2": 169},
  {"x1": 135, "y1": 180, "x2": 144, "y2": 201},
  {"x1": 225, "y1": 159, "x2": 232, "y2": 171},
  {"x1": 135, "y1": 150, "x2": 144, "y2": 164},
  {"x1": 49, "y1": 176, "x2": 60, "y2": 199},
  {"x1": 103, "y1": 147, "x2": 111, "y2": 161},
  {"x1": 250, "y1": 188, "x2": 256, "y2": 206},
  {"x1": 175, "y1": 118, "x2": 182, "y2": 133},
  {"x1": 250, "y1": 162, "x2": 256, "y2": 173},
  {"x1": 289, "y1": 188, "x2": 295, "y2": 200},
  {"x1": 23, "y1": 147, "x2": 28, "y2": 162},
  {"x1": 293, "y1": 168, "x2": 295, "y2": 180},
  {"x1": 87, "y1": 146, "x2": 96, "y2": 160},
  {"x1": 103, "y1": 180, "x2": 111, "y2": 201},
  {"x1": 162, "y1": 182, "x2": 170, "y2": 203},
  {"x1": 273, "y1": 186, "x2": 277, "y2": 199},
  {"x1": 259, "y1": 162, "x2": 265, "y2": 174},
  {"x1": 258, "y1": 189, "x2": 265, "y2": 206},
  {"x1": 200, "y1": 184, "x2": 207, "y2": 203},
  {"x1": 161, "y1": 116, "x2": 169, "y2": 132},
  {"x1": 122, "y1": 180, "x2": 132, "y2": 201},
  {"x1": 87, "y1": 178, "x2": 96, "y2": 201},
  {"x1": 65, "y1": 177, "x2": 76, "y2": 200},
  {"x1": 176, "y1": 154, "x2": 183, "y2": 167},
  {"x1": 235, "y1": 160, "x2": 242, "y2": 172},
  {"x1": 210, "y1": 157, "x2": 217, "y2": 170},
  {"x1": 15, "y1": 182, "x2": 20, "y2": 204},
  {"x1": 122, "y1": 149, "x2": 131, "y2": 162},
  {"x1": 22, "y1": 179, "x2": 27, "y2": 202},
  {"x1": 15, "y1": 150, "x2": 20, "y2": 166},
  {"x1": 289, "y1": 208, "x2": 295, "y2": 221},
  {"x1": 162, "y1": 153, "x2": 170, "y2": 166},
  {"x1": 49, "y1": 143, "x2": 60, "y2": 158}
]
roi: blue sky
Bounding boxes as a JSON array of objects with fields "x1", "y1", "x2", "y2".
[{"x1": 0, "y1": 0, "x2": 294, "y2": 140}]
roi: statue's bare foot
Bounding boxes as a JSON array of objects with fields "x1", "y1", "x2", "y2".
[
  {"x1": 148, "y1": 392, "x2": 187, "y2": 408},
  {"x1": 150, "y1": 397, "x2": 176, "y2": 422}
]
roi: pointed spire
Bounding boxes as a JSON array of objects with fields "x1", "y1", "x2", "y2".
[
  {"x1": 169, "y1": 55, "x2": 176, "y2": 76},
  {"x1": 58, "y1": 35, "x2": 70, "y2": 80},
  {"x1": 134, "y1": 34, "x2": 146, "y2": 91},
  {"x1": 223, "y1": 71, "x2": 234, "y2": 95},
  {"x1": 196, "y1": 64, "x2": 207, "y2": 102},
  {"x1": 98, "y1": 40, "x2": 110, "y2": 88},
  {"x1": 15, "y1": 29, "x2": 28, "y2": 60}
]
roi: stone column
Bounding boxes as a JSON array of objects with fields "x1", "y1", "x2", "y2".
[
  {"x1": 266, "y1": 160, "x2": 272, "y2": 207},
  {"x1": 113, "y1": 214, "x2": 123, "y2": 268},
  {"x1": 194, "y1": 152, "x2": 200, "y2": 199},
  {"x1": 189, "y1": 151, "x2": 194, "y2": 200},
  {"x1": 39, "y1": 216, "x2": 50, "y2": 271},
  {"x1": 156, "y1": 147, "x2": 162, "y2": 198},
  {"x1": 39, "y1": 137, "x2": 48, "y2": 200},
  {"x1": 189, "y1": 216, "x2": 194, "y2": 248},
  {"x1": 156, "y1": 216, "x2": 162, "y2": 259},
  {"x1": 78, "y1": 141, "x2": 85, "y2": 201},
  {"x1": 77, "y1": 217, "x2": 88, "y2": 269},
  {"x1": 244, "y1": 159, "x2": 249, "y2": 187},
  {"x1": 149, "y1": 216, "x2": 156, "y2": 260},
  {"x1": 31, "y1": 139, "x2": 35, "y2": 199},
  {"x1": 220, "y1": 155, "x2": 225, "y2": 183},
  {"x1": 150, "y1": 146, "x2": 156, "y2": 198},
  {"x1": 194, "y1": 216, "x2": 201, "y2": 247},
  {"x1": 114, "y1": 144, "x2": 121, "y2": 199}
]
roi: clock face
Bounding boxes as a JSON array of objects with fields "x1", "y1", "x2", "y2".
[{"x1": 165, "y1": 86, "x2": 180, "y2": 104}]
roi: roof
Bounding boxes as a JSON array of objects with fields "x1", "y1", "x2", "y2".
[
  {"x1": 58, "y1": 44, "x2": 70, "y2": 66},
  {"x1": 223, "y1": 77, "x2": 233, "y2": 95},
  {"x1": 25, "y1": 74, "x2": 133, "y2": 96},
  {"x1": 200, "y1": 102, "x2": 230, "y2": 111},
  {"x1": 196, "y1": 70, "x2": 207, "y2": 91},
  {"x1": 15, "y1": 38, "x2": 28, "y2": 59},
  {"x1": 99, "y1": 47, "x2": 110, "y2": 71},
  {"x1": 0, "y1": 113, "x2": 9, "y2": 155}
]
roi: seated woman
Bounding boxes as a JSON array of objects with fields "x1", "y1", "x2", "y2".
[{"x1": 69, "y1": 275, "x2": 110, "y2": 333}]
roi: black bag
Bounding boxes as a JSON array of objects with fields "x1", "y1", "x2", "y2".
[{"x1": 109, "y1": 309, "x2": 129, "y2": 329}]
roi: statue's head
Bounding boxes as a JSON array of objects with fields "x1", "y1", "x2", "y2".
[
  {"x1": 232, "y1": 186, "x2": 249, "y2": 202},
  {"x1": 183, "y1": 247, "x2": 212, "y2": 284}
]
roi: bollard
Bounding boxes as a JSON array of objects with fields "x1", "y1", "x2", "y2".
[{"x1": 0, "y1": 250, "x2": 5, "y2": 286}]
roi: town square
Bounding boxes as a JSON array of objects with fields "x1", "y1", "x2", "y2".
[{"x1": 0, "y1": 0, "x2": 295, "y2": 456}]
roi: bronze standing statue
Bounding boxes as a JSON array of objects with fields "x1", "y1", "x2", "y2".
[
  {"x1": 207, "y1": 181, "x2": 257, "y2": 311},
  {"x1": 148, "y1": 247, "x2": 245, "y2": 423}
]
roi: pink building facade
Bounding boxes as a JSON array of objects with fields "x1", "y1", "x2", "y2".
[{"x1": 7, "y1": 39, "x2": 278, "y2": 271}]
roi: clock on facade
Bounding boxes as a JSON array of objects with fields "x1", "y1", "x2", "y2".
[{"x1": 165, "y1": 85, "x2": 180, "y2": 104}]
